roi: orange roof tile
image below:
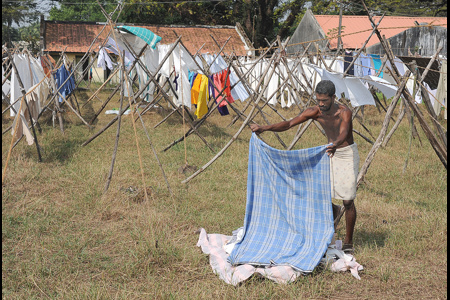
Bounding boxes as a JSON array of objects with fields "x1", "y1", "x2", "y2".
[
  {"x1": 42, "y1": 21, "x2": 251, "y2": 56},
  {"x1": 314, "y1": 15, "x2": 447, "y2": 49}
]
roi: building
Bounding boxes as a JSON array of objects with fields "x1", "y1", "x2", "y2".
[
  {"x1": 287, "y1": 10, "x2": 447, "y2": 57},
  {"x1": 39, "y1": 16, "x2": 253, "y2": 82}
]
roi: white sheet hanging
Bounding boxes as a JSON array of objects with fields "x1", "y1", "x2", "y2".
[
  {"x1": 363, "y1": 75, "x2": 398, "y2": 99},
  {"x1": 97, "y1": 48, "x2": 114, "y2": 71},
  {"x1": 105, "y1": 37, "x2": 135, "y2": 69},
  {"x1": 316, "y1": 68, "x2": 350, "y2": 100},
  {"x1": 10, "y1": 54, "x2": 35, "y2": 116},
  {"x1": 157, "y1": 44, "x2": 173, "y2": 78},
  {"x1": 265, "y1": 62, "x2": 279, "y2": 105},
  {"x1": 344, "y1": 77, "x2": 375, "y2": 106},
  {"x1": 229, "y1": 71, "x2": 250, "y2": 101}
]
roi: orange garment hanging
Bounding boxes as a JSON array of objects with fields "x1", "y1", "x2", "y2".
[
  {"x1": 195, "y1": 75, "x2": 209, "y2": 119},
  {"x1": 191, "y1": 74, "x2": 202, "y2": 105},
  {"x1": 219, "y1": 69, "x2": 235, "y2": 107}
]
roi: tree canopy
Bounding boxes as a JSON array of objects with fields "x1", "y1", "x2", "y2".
[
  {"x1": 2, "y1": 0, "x2": 37, "y2": 45},
  {"x1": 40, "y1": 0, "x2": 445, "y2": 50}
]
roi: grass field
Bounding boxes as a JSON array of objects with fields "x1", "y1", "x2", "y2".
[{"x1": 2, "y1": 89, "x2": 447, "y2": 299}]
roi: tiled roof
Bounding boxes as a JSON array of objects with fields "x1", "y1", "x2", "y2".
[
  {"x1": 42, "y1": 20, "x2": 251, "y2": 56},
  {"x1": 314, "y1": 15, "x2": 447, "y2": 49}
]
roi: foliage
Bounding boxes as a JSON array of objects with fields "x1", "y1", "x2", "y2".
[
  {"x1": 2, "y1": 24, "x2": 20, "y2": 46},
  {"x1": 46, "y1": 0, "x2": 446, "y2": 50},
  {"x1": 18, "y1": 22, "x2": 41, "y2": 54},
  {"x1": 48, "y1": 0, "x2": 120, "y2": 22},
  {"x1": 317, "y1": 0, "x2": 448, "y2": 17},
  {"x1": 2, "y1": 0, "x2": 37, "y2": 45}
]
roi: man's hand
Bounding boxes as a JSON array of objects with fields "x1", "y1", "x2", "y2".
[
  {"x1": 250, "y1": 123, "x2": 264, "y2": 134},
  {"x1": 326, "y1": 143, "x2": 337, "y2": 157}
]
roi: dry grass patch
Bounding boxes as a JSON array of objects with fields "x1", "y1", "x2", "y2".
[{"x1": 2, "y1": 91, "x2": 447, "y2": 299}]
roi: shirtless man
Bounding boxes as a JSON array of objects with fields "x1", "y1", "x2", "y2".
[{"x1": 250, "y1": 80, "x2": 359, "y2": 253}]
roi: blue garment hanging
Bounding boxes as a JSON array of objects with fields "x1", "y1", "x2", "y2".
[
  {"x1": 54, "y1": 65, "x2": 75, "y2": 103},
  {"x1": 370, "y1": 54, "x2": 383, "y2": 78}
]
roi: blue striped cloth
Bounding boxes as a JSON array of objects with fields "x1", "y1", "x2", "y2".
[
  {"x1": 117, "y1": 26, "x2": 162, "y2": 49},
  {"x1": 228, "y1": 133, "x2": 334, "y2": 273}
]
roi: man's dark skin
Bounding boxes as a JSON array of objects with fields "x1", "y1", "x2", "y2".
[{"x1": 250, "y1": 93, "x2": 357, "y2": 247}]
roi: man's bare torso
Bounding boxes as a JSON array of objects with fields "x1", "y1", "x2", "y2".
[{"x1": 311, "y1": 103, "x2": 354, "y2": 148}]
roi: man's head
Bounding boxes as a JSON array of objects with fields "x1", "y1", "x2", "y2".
[{"x1": 315, "y1": 80, "x2": 336, "y2": 112}]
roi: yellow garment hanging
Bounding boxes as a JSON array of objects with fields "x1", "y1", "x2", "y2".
[
  {"x1": 195, "y1": 75, "x2": 209, "y2": 119},
  {"x1": 191, "y1": 74, "x2": 202, "y2": 105}
]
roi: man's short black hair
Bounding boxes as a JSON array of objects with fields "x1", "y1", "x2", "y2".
[{"x1": 315, "y1": 80, "x2": 336, "y2": 97}]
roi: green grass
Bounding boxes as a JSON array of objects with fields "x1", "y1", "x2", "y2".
[{"x1": 2, "y1": 90, "x2": 447, "y2": 299}]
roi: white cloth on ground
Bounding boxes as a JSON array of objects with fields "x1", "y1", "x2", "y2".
[
  {"x1": 325, "y1": 247, "x2": 364, "y2": 280},
  {"x1": 197, "y1": 228, "x2": 306, "y2": 285}
]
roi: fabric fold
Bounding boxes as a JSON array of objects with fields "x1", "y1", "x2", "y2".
[{"x1": 228, "y1": 134, "x2": 334, "y2": 273}]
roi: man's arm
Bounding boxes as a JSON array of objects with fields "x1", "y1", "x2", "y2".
[{"x1": 250, "y1": 107, "x2": 318, "y2": 133}]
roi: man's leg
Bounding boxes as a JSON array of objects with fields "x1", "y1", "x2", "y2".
[
  {"x1": 332, "y1": 203, "x2": 340, "y2": 220},
  {"x1": 343, "y1": 200, "x2": 356, "y2": 245}
]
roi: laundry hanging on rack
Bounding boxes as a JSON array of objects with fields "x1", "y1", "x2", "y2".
[
  {"x1": 104, "y1": 37, "x2": 135, "y2": 69},
  {"x1": 97, "y1": 48, "x2": 115, "y2": 71},
  {"x1": 359, "y1": 53, "x2": 372, "y2": 76},
  {"x1": 208, "y1": 74, "x2": 229, "y2": 116},
  {"x1": 343, "y1": 50, "x2": 354, "y2": 75},
  {"x1": 194, "y1": 74, "x2": 209, "y2": 119},
  {"x1": 369, "y1": 54, "x2": 383, "y2": 77},
  {"x1": 10, "y1": 54, "x2": 41, "y2": 117},
  {"x1": 54, "y1": 64, "x2": 76, "y2": 103},
  {"x1": 116, "y1": 26, "x2": 162, "y2": 49}
]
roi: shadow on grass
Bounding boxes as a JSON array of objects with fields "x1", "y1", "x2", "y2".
[
  {"x1": 76, "y1": 90, "x2": 98, "y2": 126},
  {"x1": 355, "y1": 228, "x2": 388, "y2": 249},
  {"x1": 23, "y1": 129, "x2": 85, "y2": 164},
  {"x1": 159, "y1": 108, "x2": 231, "y2": 136},
  {"x1": 160, "y1": 114, "x2": 234, "y2": 151}
]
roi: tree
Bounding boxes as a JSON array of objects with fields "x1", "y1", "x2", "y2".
[
  {"x1": 46, "y1": 0, "x2": 446, "y2": 52},
  {"x1": 2, "y1": 0, "x2": 37, "y2": 46},
  {"x1": 19, "y1": 22, "x2": 40, "y2": 53},
  {"x1": 324, "y1": 0, "x2": 447, "y2": 17},
  {"x1": 48, "y1": 0, "x2": 119, "y2": 22}
]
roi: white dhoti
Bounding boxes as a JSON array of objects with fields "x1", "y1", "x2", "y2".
[{"x1": 330, "y1": 143, "x2": 360, "y2": 200}]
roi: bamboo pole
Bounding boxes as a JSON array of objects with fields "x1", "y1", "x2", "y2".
[
  {"x1": 89, "y1": 84, "x2": 121, "y2": 124},
  {"x1": 382, "y1": 102, "x2": 406, "y2": 148},
  {"x1": 81, "y1": 68, "x2": 120, "y2": 109},
  {"x1": 357, "y1": 71, "x2": 411, "y2": 186},
  {"x1": 361, "y1": 0, "x2": 446, "y2": 169},
  {"x1": 411, "y1": 59, "x2": 447, "y2": 147},
  {"x1": 81, "y1": 37, "x2": 182, "y2": 147},
  {"x1": 101, "y1": 3, "x2": 150, "y2": 203},
  {"x1": 116, "y1": 34, "x2": 213, "y2": 150},
  {"x1": 182, "y1": 38, "x2": 285, "y2": 184},
  {"x1": 5, "y1": 51, "x2": 42, "y2": 161},
  {"x1": 342, "y1": 14, "x2": 385, "y2": 76},
  {"x1": 104, "y1": 53, "x2": 125, "y2": 194}
]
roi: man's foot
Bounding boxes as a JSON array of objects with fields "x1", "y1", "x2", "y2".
[
  {"x1": 342, "y1": 243, "x2": 354, "y2": 254},
  {"x1": 333, "y1": 205, "x2": 345, "y2": 229}
]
